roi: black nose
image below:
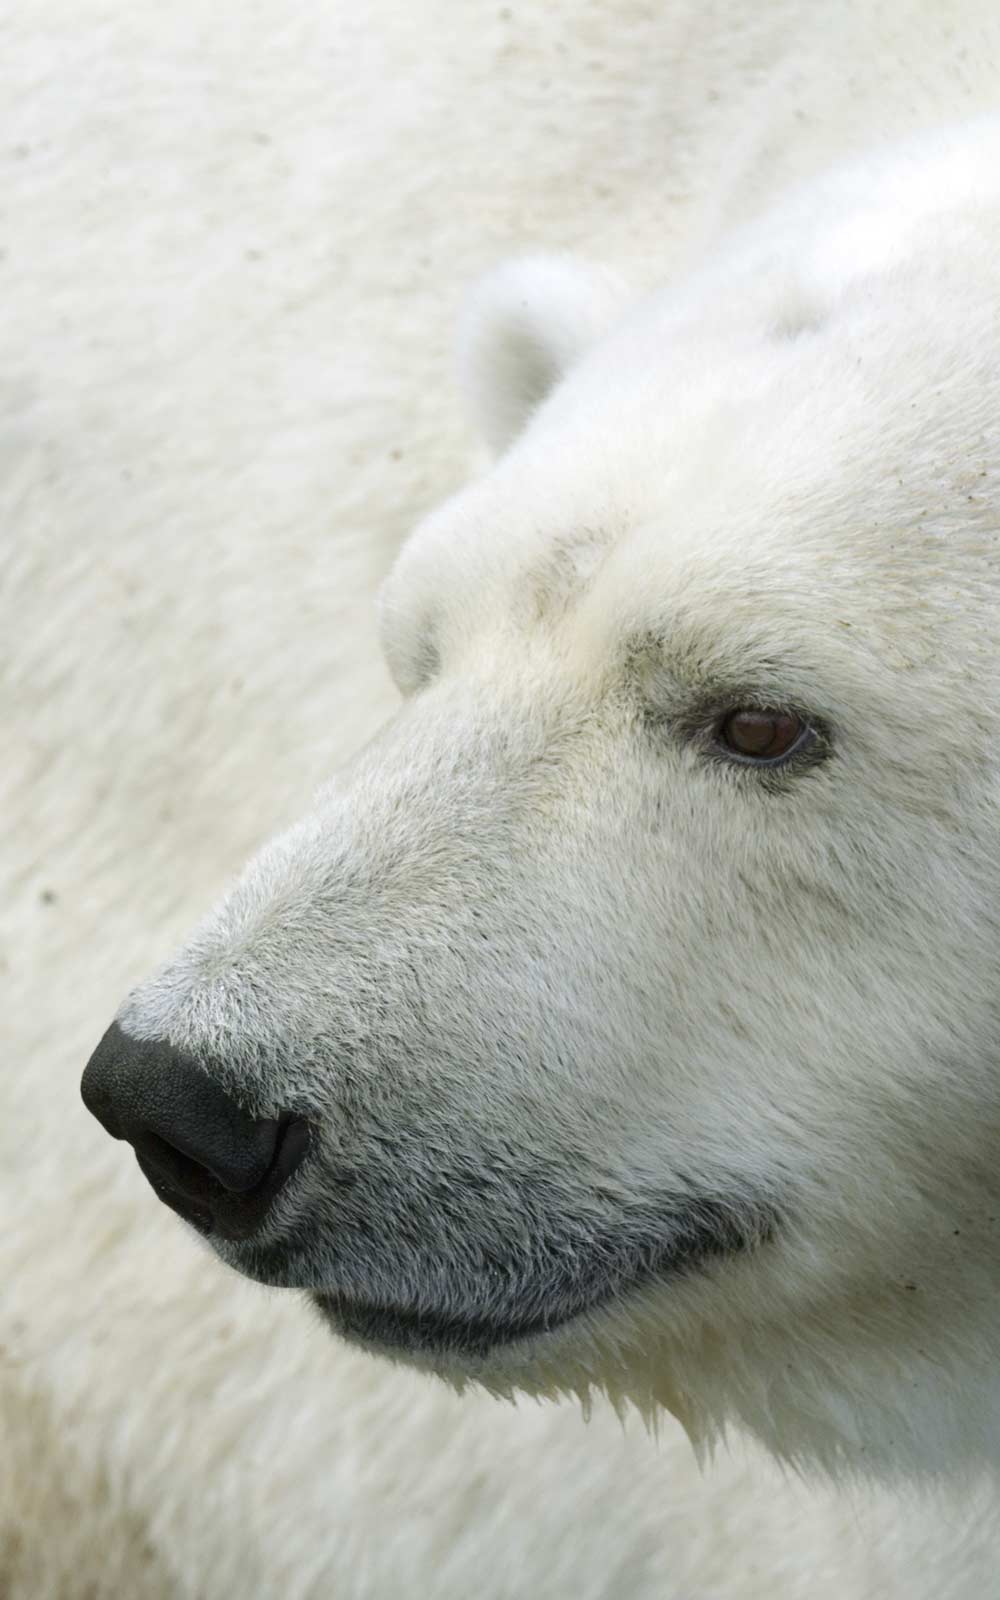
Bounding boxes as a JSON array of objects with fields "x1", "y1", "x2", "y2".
[{"x1": 81, "y1": 1022, "x2": 310, "y2": 1241}]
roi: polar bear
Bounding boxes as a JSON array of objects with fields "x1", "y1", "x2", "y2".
[{"x1": 82, "y1": 113, "x2": 1000, "y2": 1487}]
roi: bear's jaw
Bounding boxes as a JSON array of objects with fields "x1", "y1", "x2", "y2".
[
  {"x1": 302, "y1": 1193, "x2": 774, "y2": 1363},
  {"x1": 310, "y1": 1290, "x2": 550, "y2": 1357}
]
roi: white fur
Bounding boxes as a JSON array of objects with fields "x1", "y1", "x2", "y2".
[{"x1": 11, "y1": 0, "x2": 1000, "y2": 1594}]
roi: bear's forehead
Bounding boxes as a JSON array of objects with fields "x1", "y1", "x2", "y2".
[{"x1": 389, "y1": 249, "x2": 1000, "y2": 695}]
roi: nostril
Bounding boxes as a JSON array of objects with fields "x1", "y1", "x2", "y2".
[
  {"x1": 134, "y1": 1117, "x2": 309, "y2": 1199},
  {"x1": 133, "y1": 1126, "x2": 267, "y2": 1200},
  {"x1": 136, "y1": 1114, "x2": 281, "y2": 1195}
]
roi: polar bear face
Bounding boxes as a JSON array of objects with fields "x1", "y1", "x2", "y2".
[{"x1": 86, "y1": 144, "x2": 1000, "y2": 1480}]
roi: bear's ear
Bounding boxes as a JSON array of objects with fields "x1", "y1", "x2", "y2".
[{"x1": 458, "y1": 254, "x2": 631, "y2": 455}]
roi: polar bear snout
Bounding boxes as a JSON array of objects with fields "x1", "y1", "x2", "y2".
[{"x1": 81, "y1": 1022, "x2": 311, "y2": 1242}]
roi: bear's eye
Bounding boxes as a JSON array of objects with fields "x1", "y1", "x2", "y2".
[{"x1": 716, "y1": 708, "x2": 809, "y2": 764}]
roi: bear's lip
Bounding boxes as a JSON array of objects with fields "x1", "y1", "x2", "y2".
[
  {"x1": 311, "y1": 1289, "x2": 572, "y2": 1358},
  {"x1": 306, "y1": 1195, "x2": 776, "y2": 1361}
]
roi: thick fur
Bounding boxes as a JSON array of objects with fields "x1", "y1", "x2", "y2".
[{"x1": 12, "y1": 1, "x2": 1000, "y2": 1594}]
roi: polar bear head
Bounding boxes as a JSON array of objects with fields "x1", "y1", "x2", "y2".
[{"x1": 82, "y1": 160, "x2": 1000, "y2": 1483}]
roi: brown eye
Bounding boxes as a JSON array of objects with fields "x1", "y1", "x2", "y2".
[{"x1": 718, "y1": 708, "x2": 807, "y2": 763}]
